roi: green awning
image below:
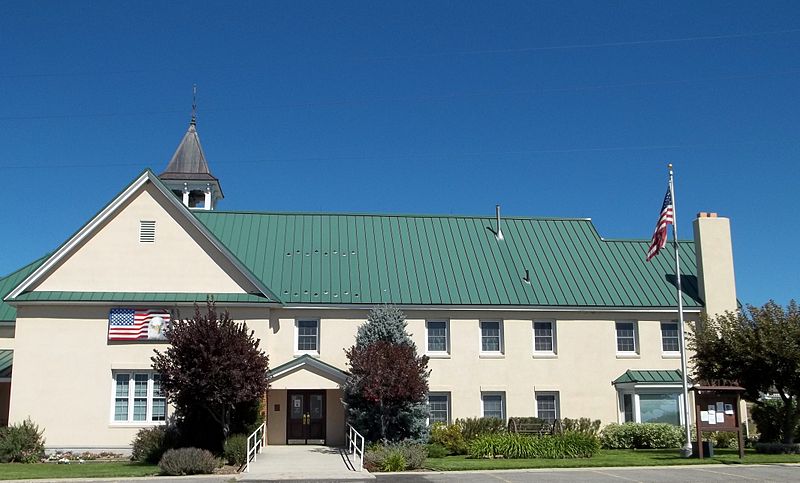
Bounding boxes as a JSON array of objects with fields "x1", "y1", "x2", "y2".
[{"x1": 613, "y1": 369, "x2": 686, "y2": 385}]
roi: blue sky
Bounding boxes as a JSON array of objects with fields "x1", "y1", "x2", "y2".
[{"x1": 1, "y1": 1, "x2": 798, "y2": 306}]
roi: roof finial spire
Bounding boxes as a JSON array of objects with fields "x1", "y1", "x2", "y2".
[{"x1": 190, "y1": 84, "x2": 197, "y2": 126}]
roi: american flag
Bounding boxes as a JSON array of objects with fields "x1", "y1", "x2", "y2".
[
  {"x1": 108, "y1": 308, "x2": 170, "y2": 340},
  {"x1": 646, "y1": 188, "x2": 674, "y2": 261}
]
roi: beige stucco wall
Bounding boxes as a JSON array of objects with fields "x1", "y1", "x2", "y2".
[
  {"x1": 9, "y1": 305, "x2": 271, "y2": 449},
  {"x1": 9, "y1": 302, "x2": 696, "y2": 449},
  {"x1": 34, "y1": 183, "x2": 256, "y2": 294},
  {"x1": 266, "y1": 309, "x2": 697, "y2": 425}
]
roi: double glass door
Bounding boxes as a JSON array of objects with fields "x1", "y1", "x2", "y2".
[{"x1": 286, "y1": 390, "x2": 326, "y2": 444}]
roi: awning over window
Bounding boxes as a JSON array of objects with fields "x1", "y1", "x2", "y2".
[{"x1": 613, "y1": 369, "x2": 686, "y2": 386}]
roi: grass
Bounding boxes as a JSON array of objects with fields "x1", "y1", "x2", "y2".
[
  {"x1": 424, "y1": 448, "x2": 800, "y2": 471},
  {"x1": 0, "y1": 461, "x2": 160, "y2": 480}
]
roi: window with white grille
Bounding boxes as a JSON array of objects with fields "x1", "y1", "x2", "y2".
[{"x1": 139, "y1": 221, "x2": 156, "y2": 243}]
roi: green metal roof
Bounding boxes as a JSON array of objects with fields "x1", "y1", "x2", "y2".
[
  {"x1": 194, "y1": 211, "x2": 701, "y2": 308},
  {"x1": 0, "y1": 256, "x2": 48, "y2": 321},
  {"x1": 0, "y1": 350, "x2": 12, "y2": 378},
  {"x1": 613, "y1": 369, "x2": 685, "y2": 385},
  {"x1": 12, "y1": 292, "x2": 270, "y2": 304}
]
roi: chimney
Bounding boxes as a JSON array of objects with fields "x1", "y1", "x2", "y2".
[{"x1": 693, "y1": 212, "x2": 737, "y2": 317}]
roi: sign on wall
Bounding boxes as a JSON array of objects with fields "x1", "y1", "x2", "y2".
[{"x1": 108, "y1": 308, "x2": 170, "y2": 341}]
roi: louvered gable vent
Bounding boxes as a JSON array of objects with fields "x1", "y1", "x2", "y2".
[{"x1": 139, "y1": 220, "x2": 156, "y2": 243}]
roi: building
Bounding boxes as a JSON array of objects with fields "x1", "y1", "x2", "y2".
[{"x1": 0, "y1": 120, "x2": 737, "y2": 451}]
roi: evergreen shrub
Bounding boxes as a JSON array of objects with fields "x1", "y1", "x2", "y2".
[
  {"x1": 158, "y1": 447, "x2": 217, "y2": 475},
  {"x1": 223, "y1": 434, "x2": 248, "y2": 467},
  {"x1": 0, "y1": 418, "x2": 45, "y2": 463},
  {"x1": 131, "y1": 426, "x2": 176, "y2": 464}
]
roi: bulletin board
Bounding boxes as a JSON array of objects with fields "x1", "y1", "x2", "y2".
[{"x1": 691, "y1": 384, "x2": 746, "y2": 459}]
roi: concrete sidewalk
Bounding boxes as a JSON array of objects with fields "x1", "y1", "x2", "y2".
[{"x1": 238, "y1": 445, "x2": 374, "y2": 482}]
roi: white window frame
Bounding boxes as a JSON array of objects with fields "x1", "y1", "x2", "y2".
[
  {"x1": 534, "y1": 391, "x2": 560, "y2": 423},
  {"x1": 615, "y1": 320, "x2": 639, "y2": 357},
  {"x1": 295, "y1": 319, "x2": 320, "y2": 355},
  {"x1": 660, "y1": 321, "x2": 681, "y2": 357},
  {"x1": 425, "y1": 320, "x2": 450, "y2": 356},
  {"x1": 427, "y1": 392, "x2": 451, "y2": 425},
  {"x1": 110, "y1": 371, "x2": 166, "y2": 425},
  {"x1": 616, "y1": 387, "x2": 685, "y2": 425},
  {"x1": 480, "y1": 391, "x2": 506, "y2": 420},
  {"x1": 479, "y1": 320, "x2": 504, "y2": 356},
  {"x1": 533, "y1": 320, "x2": 557, "y2": 357}
]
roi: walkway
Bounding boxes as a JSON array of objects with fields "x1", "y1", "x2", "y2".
[{"x1": 239, "y1": 445, "x2": 374, "y2": 482}]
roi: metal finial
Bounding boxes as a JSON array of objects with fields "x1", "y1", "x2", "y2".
[
  {"x1": 190, "y1": 84, "x2": 197, "y2": 126},
  {"x1": 667, "y1": 163, "x2": 673, "y2": 171}
]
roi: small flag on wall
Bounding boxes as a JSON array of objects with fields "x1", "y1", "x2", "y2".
[
  {"x1": 646, "y1": 188, "x2": 674, "y2": 261},
  {"x1": 108, "y1": 308, "x2": 170, "y2": 341}
]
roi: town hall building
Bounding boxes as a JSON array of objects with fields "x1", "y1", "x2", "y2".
[{"x1": 0, "y1": 118, "x2": 738, "y2": 450}]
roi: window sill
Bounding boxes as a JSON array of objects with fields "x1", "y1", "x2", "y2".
[
  {"x1": 426, "y1": 353, "x2": 451, "y2": 359},
  {"x1": 616, "y1": 353, "x2": 641, "y2": 359},
  {"x1": 479, "y1": 353, "x2": 505, "y2": 359},
  {"x1": 293, "y1": 352, "x2": 320, "y2": 358},
  {"x1": 661, "y1": 352, "x2": 681, "y2": 359},
  {"x1": 533, "y1": 352, "x2": 558, "y2": 359},
  {"x1": 109, "y1": 421, "x2": 166, "y2": 427}
]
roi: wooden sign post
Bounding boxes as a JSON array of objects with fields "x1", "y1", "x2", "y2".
[{"x1": 691, "y1": 384, "x2": 746, "y2": 459}]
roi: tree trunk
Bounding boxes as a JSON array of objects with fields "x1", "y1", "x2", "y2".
[{"x1": 379, "y1": 398, "x2": 387, "y2": 443}]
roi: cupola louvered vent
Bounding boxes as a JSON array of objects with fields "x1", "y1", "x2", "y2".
[{"x1": 139, "y1": 220, "x2": 156, "y2": 243}]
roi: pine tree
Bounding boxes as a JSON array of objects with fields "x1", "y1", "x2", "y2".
[{"x1": 345, "y1": 305, "x2": 429, "y2": 442}]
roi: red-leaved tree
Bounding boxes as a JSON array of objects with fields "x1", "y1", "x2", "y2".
[
  {"x1": 152, "y1": 301, "x2": 268, "y2": 448},
  {"x1": 345, "y1": 340, "x2": 429, "y2": 442}
]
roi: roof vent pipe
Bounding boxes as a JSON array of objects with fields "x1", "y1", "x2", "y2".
[{"x1": 495, "y1": 204, "x2": 504, "y2": 241}]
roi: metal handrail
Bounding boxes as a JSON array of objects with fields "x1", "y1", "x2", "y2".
[
  {"x1": 244, "y1": 422, "x2": 266, "y2": 473},
  {"x1": 346, "y1": 423, "x2": 365, "y2": 472}
]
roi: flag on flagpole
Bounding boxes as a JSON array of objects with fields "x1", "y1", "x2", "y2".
[{"x1": 646, "y1": 188, "x2": 674, "y2": 261}]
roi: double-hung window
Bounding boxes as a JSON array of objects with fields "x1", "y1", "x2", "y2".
[
  {"x1": 426, "y1": 320, "x2": 449, "y2": 354},
  {"x1": 296, "y1": 319, "x2": 320, "y2": 354},
  {"x1": 112, "y1": 371, "x2": 166, "y2": 424},
  {"x1": 533, "y1": 320, "x2": 556, "y2": 354},
  {"x1": 661, "y1": 322, "x2": 680, "y2": 354},
  {"x1": 481, "y1": 392, "x2": 505, "y2": 420},
  {"x1": 428, "y1": 393, "x2": 450, "y2": 424},
  {"x1": 480, "y1": 320, "x2": 503, "y2": 354},
  {"x1": 535, "y1": 392, "x2": 560, "y2": 424},
  {"x1": 615, "y1": 321, "x2": 638, "y2": 354}
]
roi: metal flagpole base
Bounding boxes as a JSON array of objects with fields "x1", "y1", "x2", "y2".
[{"x1": 680, "y1": 443, "x2": 693, "y2": 458}]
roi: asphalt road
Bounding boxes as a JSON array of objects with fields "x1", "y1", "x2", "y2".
[{"x1": 375, "y1": 464, "x2": 800, "y2": 482}]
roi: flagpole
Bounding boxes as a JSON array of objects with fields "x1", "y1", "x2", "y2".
[{"x1": 668, "y1": 163, "x2": 693, "y2": 458}]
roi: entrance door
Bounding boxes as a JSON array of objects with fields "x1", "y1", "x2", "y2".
[{"x1": 286, "y1": 390, "x2": 326, "y2": 444}]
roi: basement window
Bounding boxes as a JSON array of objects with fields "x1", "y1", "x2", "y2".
[{"x1": 139, "y1": 221, "x2": 156, "y2": 243}]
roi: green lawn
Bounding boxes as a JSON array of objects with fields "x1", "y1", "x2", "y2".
[
  {"x1": 0, "y1": 461, "x2": 160, "y2": 480},
  {"x1": 424, "y1": 449, "x2": 800, "y2": 471}
]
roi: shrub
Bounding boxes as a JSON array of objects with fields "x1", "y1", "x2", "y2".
[
  {"x1": 429, "y1": 422, "x2": 467, "y2": 455},
  {"x1": 600, "y1": 423, "x2": 684, "y2": 449},
  {"x1": 223, "y1": 434, "x2": 248, "y2": 467},
  {"x1": 381, "y1": 450, "x2": 406, "y2": 471},
  {"x1": 0, "y1": 418, "x2": 46, "y2": 463},
  {"x1": 158, "y1": 447, "x2": 217, "y2": 475},
  {"x1": 364, "y1": 441, "x2": 427, "y2": 471},
  {"x1": 131, "y1": 426, "x2": 172, "y2": 464},
  {"x1": 755, "y1": 442, "x2": 800, "y2": 454},
  {"x1": 468, "y1": 432, "x2": 600, "y2": 459},
  {"x1": 752, "y1": 399, "x2": 799, "y2": 443},
  {"x1": 560, "y1": 418, "x2": 602, "y2": 436},
  {"x1": 425, "y1": 443, "x2": 448, "y2": 458},
  {"x1": 457, "y1": 417, "x2": 506, "y2": 441}
]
